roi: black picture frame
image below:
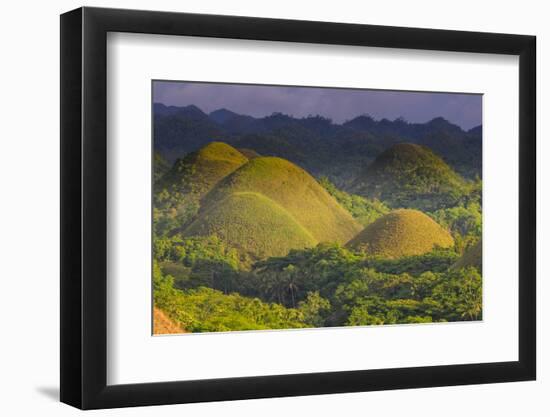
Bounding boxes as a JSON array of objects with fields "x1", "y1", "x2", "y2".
[{"x1": 60, "y1": 6, "x2": 536, "y2": 410}]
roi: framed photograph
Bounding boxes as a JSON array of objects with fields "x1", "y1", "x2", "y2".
[{"x1": 60, "y1": 6, "x2": 536, "y2": 409}]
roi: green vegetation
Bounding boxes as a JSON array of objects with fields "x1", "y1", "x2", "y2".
[
  {"x1": 154, "y1": 235, "x2": 244, "y2": 293},
  {"x1": 154, "y1": 152, "x2": 170, "y2": 182},
  {"x1": 319, "y1": 176, "x2": 390, "y2": 226},
  {"x1": 153, "y1": 261, "x2": 306, "y2": 332},
  {"x1": 365, "y1": 248, "x2": 459, "y2": 276},
  {"x1": 152, "y1": 140, "x2": 482, "y2": 333},
  {"x1": 353, "y1": 143, "x2": 469, "y2": 211},
  {"x1": 346, "y1": 209, "x2": 454, "y2": 259},
  {"x1": 429, "y1": 201, "x2": 482, "y2": 252},
  {"x1": 202, "y1": 156, "x2": 362, "y2": 244},
  {"x1": 248, "y1": 244, "x2": 482, "y2": 325},
  {"x1": 154, "y1": 243, "x2": 482, "y2": 331},
  {"x1": 343, "y1": 267, "x2": 482, "y2": 325}
]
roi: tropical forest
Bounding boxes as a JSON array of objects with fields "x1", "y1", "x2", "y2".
[{"x1": 152, "y1": 96, "x2": 483, "y2": 334}]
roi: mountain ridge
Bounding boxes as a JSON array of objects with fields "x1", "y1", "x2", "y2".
[{"x1": 153, "y1": 103, "x2": 482, "y2": 181}]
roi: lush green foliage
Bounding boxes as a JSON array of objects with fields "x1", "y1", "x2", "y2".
[
  {"x1": 154, "y1": 244, "x2": 482, "y2": 331},
  {"x1": 154, "y1": 152, "x2": 170, "y2": 182},
  {"x1": 429, "y1": 200, "x2": 482, "y2": 252},
  {"x1": 152, "y1": 140, "x2": 483, "y2": 333},
  {"x1": 365, "y1": 248, "x2": 459, "y2": 275},
  {"x1": 337, "y1": 267, "x2": 482, "y2": 325},
  {"x1": 153, "y1": 262, "x2": 306, "y2": 332},
  {"x1": 246, "y1": 244, "x2": 480, "y2": 326},
  {"x1": 153, "y1": 236, "x2": 481, "y2": 333},
  {"x1": 154, "y1": 235, "x2": 244, "y2": 292},
  {"x1": 319, "y1": 176, "x2": 390, "y2": 226}
]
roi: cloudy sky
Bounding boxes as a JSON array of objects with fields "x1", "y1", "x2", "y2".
[{"x1": 153, "y1": 81, "x2": 482, "y2": 130}]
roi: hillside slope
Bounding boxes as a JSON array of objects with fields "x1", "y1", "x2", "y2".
[
  {"x1": 154, "y1": 151, "x2": 170, "y2": 182},
  {"x1": 237, "y1": 148, "x2": 262, "y2": 159},
  {"x1": 202, "y1": 157, "x2": 363, "y2": 243},
  {"x1": 451, "y1": 239, "x2": 482, "y2": 272},
  {"x1": 153, "y1": 307, "x2": 185, "y2": 335},
  {"x1": 185, "y1": 192, "x2": 318, "y2": 259},
  {"x1": 352, "y1": 143, "x2": 466, "y2": 210},
  {"x1": 156, "y1": 142, "x2": 248, "y2": 199}
]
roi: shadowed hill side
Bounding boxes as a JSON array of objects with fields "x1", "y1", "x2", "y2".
[
  {"x1": 451, "y1": 239, "x2": 482, "y2": 272},
  {"x1": 202, "y1": 157, "x2": 363, "y2": 243},
  {"x1": 346, "y1": 209, "x2": 454, "y2": 259},
  {"x1": 154, "y1": 104, "x2": 225, "y2": 161},
  {"x1": 352, "y1": 143, "x2": 466, "y2": 210},
  {"x1": 156, "y1": 142, "x2": 248, "y2": 199},
  {"x1": 237, "y1": 148, "x2": 262, "y2": 159},
  {"x1": 154, "y1": 103, "x2": 482, "y2": 179},
  {"x1": 154, "y1": 151, "x2": 170, "y2": 182},
  {"x1": 184, "y1": 192, "x2": 318, "y2": 259}
]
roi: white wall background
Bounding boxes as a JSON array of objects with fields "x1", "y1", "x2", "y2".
[{"x1": 0, "y1": 0, "x2": 546, "y2": 415}]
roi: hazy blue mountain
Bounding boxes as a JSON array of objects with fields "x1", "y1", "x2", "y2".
[
  {"x1": 209, "y1": 108, "x2": 239, "y2": 124},
  {"x1": 209, "y1": 108, "x2": 264, "y2": 134},
  {"x1": 469, "y1": 125, "x2": 482, "y2": 136},
  {"x1": 154, "y1": 104, "x2": 224, "y2": 162}
]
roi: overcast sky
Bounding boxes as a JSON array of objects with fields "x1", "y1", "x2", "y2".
[{"x1": 153, "y1": 81, "x2": 482, "y2": 130}]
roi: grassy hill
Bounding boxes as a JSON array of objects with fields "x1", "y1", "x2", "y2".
[
  {"x1": 202, "y1": 157, "x2": 363, "y2": 243},
  {"x1": 156, "y1": 142, "x2": 248, "y2": 198},
  {"x1": 451, "y1": 239, "x2": 482, "y2": 272},
  {"x1": 184, "y1": 192, "x2": 317, "y2": 259},
  {"x1": 346, "y1": 208, "x2": 454, "y2": 259},
  {"x1": 352, "y1": 143, "x2": 467, "y2": 210}
]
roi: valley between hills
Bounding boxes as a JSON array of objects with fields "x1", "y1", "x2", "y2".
[{"x1": 153, "y1": 105, "x2": 482, "y2": 333}]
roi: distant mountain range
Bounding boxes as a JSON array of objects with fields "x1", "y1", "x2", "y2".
[{"x1": 153, "y1": 103, "x2": 482, "y2": 186}]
